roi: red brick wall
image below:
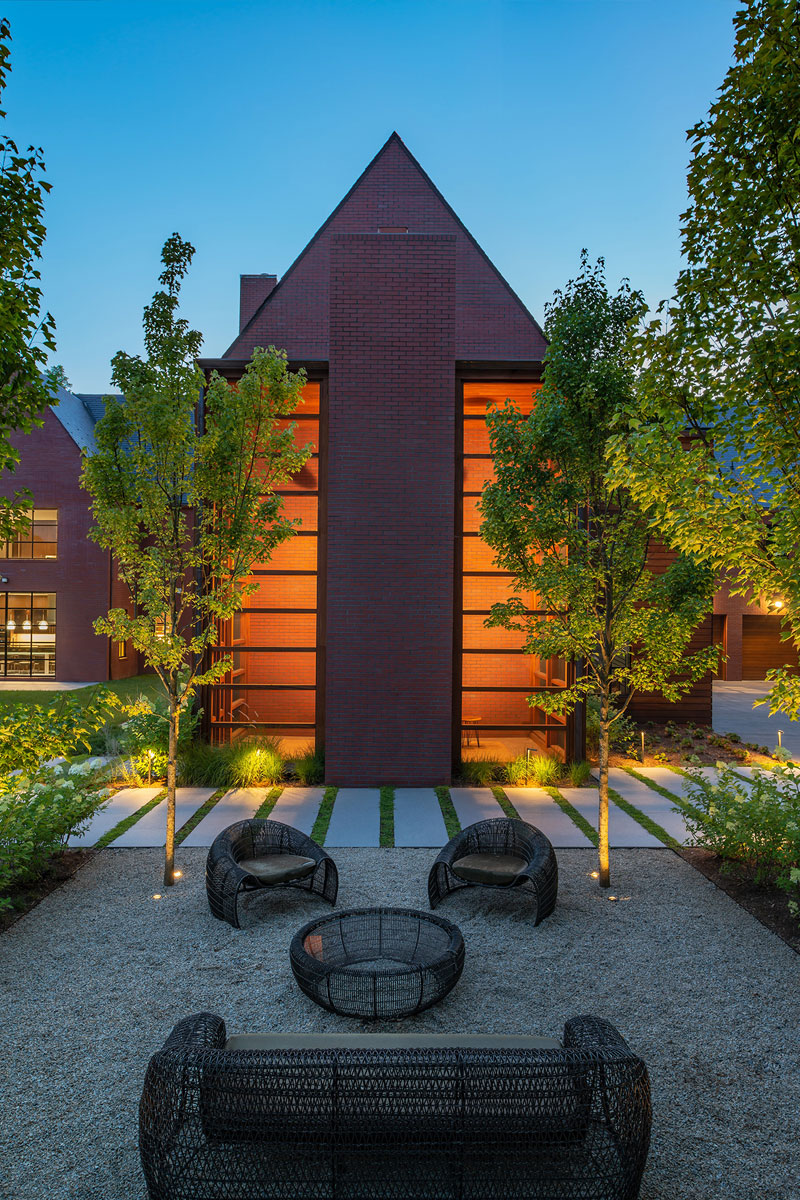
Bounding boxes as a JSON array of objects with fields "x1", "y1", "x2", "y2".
[
  {"x1": 227, "y1": 136, "x2": 545, "y2": 364},
  {"x1": 2, "y1": 410, "x2": 110, "y2": 681},
  {"x1": 324, "y1": 233, "x2": 456, "y2": 784}
]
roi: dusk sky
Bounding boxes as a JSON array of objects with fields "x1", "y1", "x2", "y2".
[{"x1": 5, "y1": 0, "x2": 739, "y2": 392}]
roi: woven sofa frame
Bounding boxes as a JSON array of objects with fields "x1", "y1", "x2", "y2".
[
  {"x1": 139, "y1": 1012, "x2": 651, "y2": 1200},
  {"x1": 205, "y1": 818, "x2": 338, "y2": 928},
  {"x1": 428, "y1": 817, "x2": 558, "y2": 924}
]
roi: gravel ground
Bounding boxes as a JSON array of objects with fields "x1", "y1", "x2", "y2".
[{"x1": 0, "y1": 847, "x2": 798, "y2": 1200}]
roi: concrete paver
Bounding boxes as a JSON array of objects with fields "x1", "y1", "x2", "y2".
[
  {"x1": 324, "y1": 788, "x2": 380, "y2": 847},
  {"x1": 560, "y1": 787, "x2": 663, "y2": 847},
  {"x1": 67, "y1": 786, "x2": 163, "y2": 847},
  {"x1": 607, "y1": 769, "x2": 692, "y2": 843},
  {"x1": 111, "y1": 788, "x2": 216, "y2": 847},
  {"x1": 181, "y1": 787, "x2": 266, "y2": 847},
  {"x1": 449, "y1": 787, "x2": 504, "y2": 829},
  {"x1": 504, "y1": 787, "x2": 593, "y2": 847},
  {"x1": 393, "y1": 788, "x2": 448, "y2": 847},
  {"x1": 269, "y1": 786, "x2": 324, "y2": 837}
]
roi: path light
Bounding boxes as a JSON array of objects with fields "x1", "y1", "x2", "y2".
[
  {"x1": 640, "y1": 731, "x2": 645, "y2": 762},
  {"x1": 147, "y1": 748, "x2": 154, "y2": 786},
  {"x1": 526, "y1": 747, "x2": 532, "y2": 784},
  {"x1": 778, "y1": 730, "x2": 783, "y2": 749}
]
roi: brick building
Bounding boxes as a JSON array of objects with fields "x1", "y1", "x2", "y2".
[{"x1": 199, "y1": 133, "x2": 579, "y2": 784}]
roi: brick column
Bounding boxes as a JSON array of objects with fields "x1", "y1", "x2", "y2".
[{"x1": 325, "y1": 233, "x2": 456, "y2": 784}]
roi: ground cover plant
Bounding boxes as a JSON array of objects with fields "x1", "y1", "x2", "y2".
[{"x1": 0, "y1": 686, "x2": 121, "y2": 776}]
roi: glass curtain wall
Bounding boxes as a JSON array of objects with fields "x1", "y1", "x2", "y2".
[
  {"x1": 0, "y1": 593, "x2": 56, "y2": 676},
  {"x1": 209, "y1": 382, "x2": 320, "y2": 750},
  {"x1": 459, "y1": 382, "x2": 570, "y2": 760}
]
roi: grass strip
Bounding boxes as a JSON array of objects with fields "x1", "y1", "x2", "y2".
[
  {"x1": 608, "y1": 785, "x2": 679, "y2": 849},
  {"x1": 311, "y1": 786, "x2": 337, "y2": 844},
  {"x1": 94, "y1": 789, "x2": 166, "y2": 848},
  {"x1": 174, "y1": 788, "x2": 226, "y2": 845},
  {"x1": 491, "y1": 786, "x2": 520, "y2": 820},
  {"x1": 254, "y1": 785, "x2": 284, "y2": 819},
  {"x1": 545, "y1": 787, "x2": 598, "y2": 846},
  {"x1": 379, "y1": 786, "x2": 395, "y2": 847},
  {"x1": 434, "y1": 786, "x2": 461, "y2": 839},
  {"x1": 621, "y1": 766, "x2": 704, "y2": 820}
]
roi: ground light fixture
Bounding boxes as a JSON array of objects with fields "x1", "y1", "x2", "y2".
[
  {"x1": 147, "y1": 748, "x2": 154, "y2": 786},
  {"x1": 173, "y1": 870, "x2": 182, "y2": 879}
]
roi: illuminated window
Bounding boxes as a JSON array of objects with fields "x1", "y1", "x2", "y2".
[
  {"x1": 460, "y1": 381, "x2": 569, "y2": 760},
  {"x1": 0, "y1": 593, "x2": 56, "y2": 676},
  {"x1": 118, "y1": 641, "x2": 127, "y2": 659},
  {"x1": 2, "y1": 509, "x2": 58, "y2": 559}
]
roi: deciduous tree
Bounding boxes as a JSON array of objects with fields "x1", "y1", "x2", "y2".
[
  {"x1": 607, "y1": 0, "x2": 800, "y2": 716},
  {"x1": 481, "y1": 254, "x2": 717, "y2": 887},
  {"x1": 82, "y1": 234, "x2": 311, "y2": 887},
  {"x1": 0, "y1": 18, "x2": 63, "y2": 541}
]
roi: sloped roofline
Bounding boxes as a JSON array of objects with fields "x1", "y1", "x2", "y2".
[{"x1": 224, "y1": 131, "x2": 546, "y2": 357}]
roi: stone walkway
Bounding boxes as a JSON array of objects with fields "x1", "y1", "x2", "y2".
[{"x1": 69, "y1": 767, "x2": 713, "y2": 849}]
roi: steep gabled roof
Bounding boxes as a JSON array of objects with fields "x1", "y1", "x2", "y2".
[
  {"x1": 224, "y1": 133, "x2": 546, "y2": 363},
  {"x1": 50, "y1": 385, "x2": 98, "y2": 453}
]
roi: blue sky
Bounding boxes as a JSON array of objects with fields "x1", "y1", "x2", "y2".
[{"x1": 5, "y1": 0, "x2": 739, "y2": 392}]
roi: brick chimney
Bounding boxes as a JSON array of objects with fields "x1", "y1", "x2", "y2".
[{"x1": 239, "y1": 274, "x2": 277, "y2": 332}]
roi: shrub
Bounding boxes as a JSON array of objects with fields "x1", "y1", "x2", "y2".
[
  {"x1": 0, "y1": 761, "x2": 110, "y2": 908},
  {"x1": 585, "y1": 698, "x2": 637, "y2": 757},
  {"x1": 0, "y1": 687, "x2": 121, "y2": 775},
  {"x1": 291, "y1": 744, "x2": 324, "y2": 786},
  {"x1": 505, "y1": 752, "x2": 562, "y2": 787},
  {"x1": 683, "y1": 763, "x2": 800, "y2": 917},
  {"x1": 460, "y1": 757, "x2": 503, "y2": 786},
  {"x1": 567, "y1": 759, "x2": 592, "y2": 787},
  {"x1": 177, "y1": 738, "x2": 284, "y2": 788}
]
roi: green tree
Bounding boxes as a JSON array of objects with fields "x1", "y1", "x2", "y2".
[
  {"x1": 481, "y1": 255, "x2": 717, "y2": 887},
  {"x1": 0, "y1": 18, "x2": 64, "y2": 541},
  {"x1": 82, "y1": 234, "x2": 311, "y2": 887},
  {"x1": 607, "y1": 0, "x2": 800, "y2": 716}
]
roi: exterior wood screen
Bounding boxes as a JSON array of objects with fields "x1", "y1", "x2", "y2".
[
  {"x1": 209, "y1": 382, "x2": 321, "y2": 744},
  {"x1": 458, "y1": 382, "x2": 571, "y2": 760}
]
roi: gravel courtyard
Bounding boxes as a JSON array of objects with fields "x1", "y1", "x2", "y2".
[{"x1": 0, "y1": 846, "x2": 797, "y2": 1200}]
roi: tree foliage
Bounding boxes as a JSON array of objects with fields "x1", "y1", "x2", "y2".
[
  {"x1": 82, "y1": 234, "x2": 311, "y2": 885},
  {"x1": 607, "y1": 0, "x2": 800, "y2": 715},
  {"x1": 481, "y1": 254, "x2": 717, "y2": 886},
  {"x1": 0, "y1": 18, "x2": 63, "y2": 540}
]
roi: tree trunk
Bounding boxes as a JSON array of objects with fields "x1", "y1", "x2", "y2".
[
  {"x1": 163, "y1": 697, "x2": 179, "y2": 887},
  {"x1": 598, "y1": 691, "x2": 611, "y2": 888}
]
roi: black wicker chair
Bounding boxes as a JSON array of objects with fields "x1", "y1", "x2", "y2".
[
  {"x1": 428, "y1": 817, "x2": 557, "y2": 923},
  {"x1": 140, "y1": 1012, "x2": 651, "y2": 1200},
  {"x1": 205, "y1": 819, "x2": 337, "y2": 928}
]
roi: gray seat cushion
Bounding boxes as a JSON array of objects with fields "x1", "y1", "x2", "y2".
[
  {"x1": 225, "y1": 1033, "x2": 563, "y2": 1051},
  {"x1": 452, "y1": 852, "x2": 527, "y2": 885},
  {"x1": 237, "y1": 854, "x2": 316, "y2": 883}
]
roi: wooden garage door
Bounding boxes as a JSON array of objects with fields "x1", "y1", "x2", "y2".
[{"x1": 742, "y1": 616, "x2": 799, "y2": 679}]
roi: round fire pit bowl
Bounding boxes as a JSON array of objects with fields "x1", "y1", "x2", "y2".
[{"x1": 289, "y1": 906, "x2": 465, "y2": 1019}]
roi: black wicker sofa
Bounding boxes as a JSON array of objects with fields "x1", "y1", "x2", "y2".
[{"x1": 140, "y1": 1013, "x2": 651, "y2": 1200}]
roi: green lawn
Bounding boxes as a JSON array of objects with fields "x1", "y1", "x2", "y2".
[{"x1": 0, "y1": 674, "x2": 163, "y2": 713}]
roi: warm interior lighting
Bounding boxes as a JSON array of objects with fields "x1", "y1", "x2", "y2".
[
  {"x1": 6, "y1": 619, "x2": 14, "y2": 631},
  {"x1": 22, "y1": 619, "x2": 31, "y2": 631},
  {"x1": 38, "y1": 619, "x2": 48, "y2": 631}
]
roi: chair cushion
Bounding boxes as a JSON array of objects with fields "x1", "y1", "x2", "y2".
[
  {"x1": 452, "y1": 852, "x2": 527, "y2": 885},
  {"x1": 237, "y1": 854, "x2": 316, "y2": 883},
  {"x1": 225, "y1": 1033, "x2": 563, "y2": 1051}
]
